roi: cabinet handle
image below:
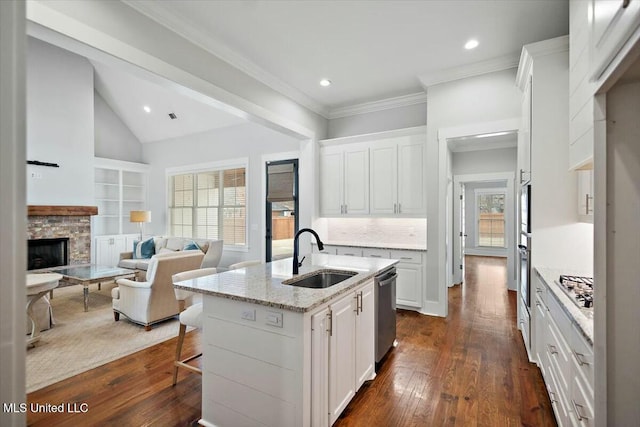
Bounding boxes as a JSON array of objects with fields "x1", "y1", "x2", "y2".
[
  {"x1": 573, "y1": 350, "x2": 590, "y2": 366},
  {"x1": 547, "y1": 344, "x2": 558, "y2": 355},
  {"x1": 398, "y1": 203, "x2": 402, "y2": 213},
  {"x1": 571, "y1": 399, "x2": 590, "y2": 421},
  {"x1": 536, "y1": 287, "x2": 543, "y2": 293},
  {"x1": 327, "y1": 310, "x2": 333, "y2": 336},
  {"x1": 549, "y1": 390, "x2": 557, "y2": 404},
  {"x1": 354, "y1": 294, "x2": 359, "y2": 314},
  {"x1": 535, "y1": 301, "x2": 542, "y2": 308},
  {"x1": 394, "y1": 203, "x2": 397, "y2": 214},
  {"x1": 344, "y1": 204, "x2": 348, "y2": 214},
  {"x1": 358, "y1": 291, "x2": 363, "y2": 314},
  {"x1": 585, "y1": 194, "x2": 593, "y2": 214},
  {"x1": 369, "y1": 254, "x2": 382, "y2": 258},
  {"x1": 520, "y1": 169, "x2": 525, "y2": 184}
]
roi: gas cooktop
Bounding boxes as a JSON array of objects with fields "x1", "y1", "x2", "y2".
[{"x1": 558, "y1": 275, "x2": 594, "y2": 308}]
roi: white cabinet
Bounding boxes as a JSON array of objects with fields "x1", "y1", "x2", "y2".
[
  {"x1": 94, "y1": 157, "x2": 149, "y2": 236},
  {"x1": 311, "y1": 280, "x2": 375, "y2": 426},
  {"x1": 531, "y1": 270, "x2": 594, "y2": 427},
  {"x1": 370, "y1": 136, "x2": 426, "y2": 215},
  {"x1": 577, "y1": 169, "x2": 594, "y2": 221},
  {"x1": 392, "y1": 250, "x2": 423, "y2": 309},
  {"x1": 328, "y1": 291, "x2": 356, "y2": 424},
  {"x1": 311, "y1": 308, "x2": 330, "y2": 427},
  {"x1": 319, "y1": 143, "x2": 369, "y2": 216},
  {"x1": 319, "y1": 126, "x2": 426, "y2": 218},
  {"x1": 355, "y1": 282, "x2": 375, "y2": 390},
  {"x1": 93, "y1": 234, "x2": 137, "y2": 266},
  {"x1": 590, "y1": 0, "x2": 640, "y2": 82}
]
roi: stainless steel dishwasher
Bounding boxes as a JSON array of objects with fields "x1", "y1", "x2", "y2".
[{"x1": 375, "y1": 266, "x2": 397, "y2": 364}]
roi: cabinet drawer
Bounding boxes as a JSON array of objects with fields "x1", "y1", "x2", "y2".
[
  {"x1": 570, "y1": 375, "x2": 594, "y2": 427},
  {"x1": 361, "y1": 248, "x2": 391, "y2": 259},
  {"x1": 545, "y1": 355, "x2": 571, "y2": 427},
  {"x1": 546, "y1": 313, "x2": 572, "y2": 392},
  {"x1": 390, "y1": 250, "x2": 421, "y2": 264},
  {"x1": 336, "y1": 247, "x2": 363, "y2": 257},
  {"x1": 546, "y1": 289, "x2": 574, "y2": 344},
  {"x1": 571, "y1": 324, "x2": 594, "y2": 392}
]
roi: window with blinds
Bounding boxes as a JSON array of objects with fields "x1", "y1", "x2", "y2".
[{"x1": 169, "y1": 167, "x2": 246, "y2": 246}]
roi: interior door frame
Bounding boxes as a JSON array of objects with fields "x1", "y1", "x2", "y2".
[
  {"x1": 453, "y1": 172, "x2": 516, "y2": 290},
  {"x1": 261, "y1": 151, "x2": 299, "y2": 262}
]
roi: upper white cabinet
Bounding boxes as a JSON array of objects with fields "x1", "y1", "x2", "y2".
[
  {"x1": 569, "y1": 0, "x2": 596, "y2": 170},
  {"x1": 590, "y1": 0, "x2": 640, "y2": 83},
  {"x1": 319, "y1": 126, "x2": 427, "y2": 217},
  {"x1": 319, "y1": 143, "x2": 369, "y2": 216},
  {"x1": 577, "y1": 169, "x2": 594, "y2": 222},
  {"x1": 93, "y1": 157, "x2": 149, "y2": 236},
  {"x1": 370, "y1": 135, "x2": 426, "y2": 215}
]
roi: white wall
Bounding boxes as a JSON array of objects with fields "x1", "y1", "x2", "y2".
[
  {"x1": 529, "y1": 51, "x2": 593, "y2": 273},
  {"x1": 26, "y1": 37, "x2": 94, "y2": 205},
  {"x1": 94, "y1": 91, "x2": 143, "y2": 162},
  {"x1": 452, "y1": 147, "x2": 517, "y2": 175},
  {"x1": 142, "y1": 122, "x2": 300, "y2": 267},
  {"x1": 427, "y1": 68, "x2": 521, "y2": 315},
  {"x1": 327, "y1": 102, "x2": 427, "y2": 138}
]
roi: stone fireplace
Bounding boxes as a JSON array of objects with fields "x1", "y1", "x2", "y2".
[{"x1": 27, "y1": 205, "x2": 98, "y2": 266}]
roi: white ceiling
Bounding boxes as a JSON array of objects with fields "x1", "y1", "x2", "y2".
[
  {"x1": 126, "y1": 0, "x2": 569, "y2": 116},
  {"x1": 92, "y1": 61, "x2": 246, "y2": 143}
]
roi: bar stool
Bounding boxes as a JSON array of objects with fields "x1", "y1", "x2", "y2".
[{"x1": 171, "y1": 267, "x2": 217, "y2": 385}]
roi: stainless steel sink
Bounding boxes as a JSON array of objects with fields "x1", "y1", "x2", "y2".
[{"x1": 283, "y1": 269, "x2": 357, "y2": 289}]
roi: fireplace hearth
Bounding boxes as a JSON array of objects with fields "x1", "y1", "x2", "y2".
[{"x1": 28, "y1": 238, "x2": 69, "y2": 270}]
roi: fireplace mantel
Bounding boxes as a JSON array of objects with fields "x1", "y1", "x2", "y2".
[{"x1": 28, "y1": 205, "x2": 98, "y2": 216}]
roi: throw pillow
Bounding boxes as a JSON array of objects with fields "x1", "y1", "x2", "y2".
[
  {"x1": 140, "y1": 237, "x2": 156, "y2": 259},
  {"x1": 134, "y1": 237, "x2": 156, "y2": 259},
  {"x1": 183, "y1": 241, "x2": 200, "y2": 251}
]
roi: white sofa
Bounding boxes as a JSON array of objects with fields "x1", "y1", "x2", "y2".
[
  {"x1": 118, "y1": 237, "x2": 223, "y2": 272},
  {"x1": 112, "y1": 251, "x2": 205, "y2": 330}
]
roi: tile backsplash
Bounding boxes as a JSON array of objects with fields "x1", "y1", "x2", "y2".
[{"x1": 317, "y1": 218, "x2": 427, "y2": 247}]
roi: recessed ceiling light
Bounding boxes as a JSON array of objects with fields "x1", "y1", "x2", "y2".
[
  {"x1": 319, "y1": 79, "x2": 332, "y2": 87},
  {"x1": 143, "y1": 105, "x2": 151, "y2": 113},
  {"x1": 464, "y1": 39, "x2": 479, "y2": 50}
]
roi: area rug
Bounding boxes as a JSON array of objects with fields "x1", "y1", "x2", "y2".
[{"x1": 26, "y1": 282, "x2": 184, "y2": 393}]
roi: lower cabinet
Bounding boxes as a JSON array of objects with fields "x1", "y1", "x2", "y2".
[
  {"x1": 93, "y1": 234, "x2": 137, "y2": 266},
  {"x1": 312, "y1": 280, "x2": 375, "y2": 426},
  {"x1": 531, "y1": 270, "x2": 594, "y2": 427}
]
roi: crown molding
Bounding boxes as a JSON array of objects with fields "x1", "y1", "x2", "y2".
[
  {"x1": 122, "y1": 0, "x2": 330, "y2": 119},
  {"x1": 328, "y1": 92, "x2": 428, "y2": 119},
  {"x1": 419, "y1": 53, "x2": 520, "y2": 88},
  {"x1": 516, "y1": 35, "x2": 569, "y2": 90}
]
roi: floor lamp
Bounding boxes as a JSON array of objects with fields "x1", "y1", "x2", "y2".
[{"x1": 130, "y1": 210, "x2": 151, "y2": 242}]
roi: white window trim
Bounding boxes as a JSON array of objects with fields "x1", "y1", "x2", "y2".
[
  {"x1": 165, "y1": 158, "x2": 250, "y2": 251},
  {"x1": 474, "y1": 187, "x2": 507, "y2": 249}
]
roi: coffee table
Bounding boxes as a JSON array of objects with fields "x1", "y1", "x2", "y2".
[{"x1": 52, "y1": 265, "x2": 137, "y2": 312}]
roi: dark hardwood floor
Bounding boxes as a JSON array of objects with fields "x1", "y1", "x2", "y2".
[{"x1": 27, "y1": 255, "x2": 555, "y2": 426}]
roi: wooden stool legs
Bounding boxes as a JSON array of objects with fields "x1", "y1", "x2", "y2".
[{"x1": 172, "y1": 323, "x2": 202, "y2": 385}]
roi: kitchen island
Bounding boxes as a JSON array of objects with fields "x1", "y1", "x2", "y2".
[{"x1": 174, "y1": 253, "x2": 397, "y2": 427}]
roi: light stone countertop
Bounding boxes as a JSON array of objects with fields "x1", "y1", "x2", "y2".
[
  {"x1": 534, "y1": 266, "x2": 594, "y2": 345},
  {"x1": 313, "y1": 241, "x2": 427, "y2": 251},
  {"x1": 174, "y1": 253, "x2": 398, "y2": 313}
]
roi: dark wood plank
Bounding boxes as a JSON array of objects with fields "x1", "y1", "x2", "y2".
[
  {"x1": 27, "y1": 255, "x2": 556, "y2": 426},
  {"x1": 28, "y1": 205, "x2": 98, "y2": 216}
]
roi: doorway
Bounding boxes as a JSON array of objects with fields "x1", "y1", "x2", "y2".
[{"x1": 265, "y1": 159, "x2": 299, "y2": 262}]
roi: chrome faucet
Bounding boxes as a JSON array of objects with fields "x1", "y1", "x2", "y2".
[{"x1": 293, "y1": 228, "x2": 324, "y2": 275}]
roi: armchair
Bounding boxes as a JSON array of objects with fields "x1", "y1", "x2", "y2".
[{"x1": 112, "y1": 251, "x2": 204, "y2": 330}]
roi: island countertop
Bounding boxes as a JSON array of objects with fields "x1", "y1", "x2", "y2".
[{"x1": 173, "y1": 253, "x2": 398, "y2": 313}]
